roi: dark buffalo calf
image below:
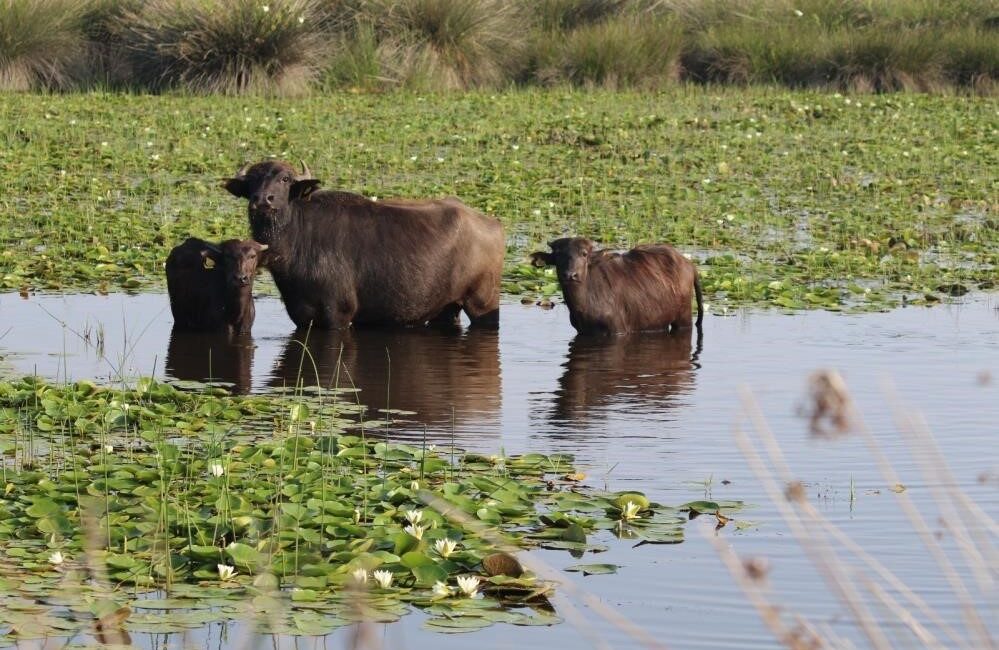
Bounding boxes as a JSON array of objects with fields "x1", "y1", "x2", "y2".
[
  {"x1": 224, "y1": 160, "x2": 504, "y2": 330},
  {"x1": 165, "y1": 237, "x2": 268, "y2": 335},
  {"x1": 531, "y1": 237, "x2": 703, "y2": 335}
]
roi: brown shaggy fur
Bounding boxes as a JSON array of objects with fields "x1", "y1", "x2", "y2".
[{"x1": 531, "y1": 237, "x2": 703, "y2": 335}]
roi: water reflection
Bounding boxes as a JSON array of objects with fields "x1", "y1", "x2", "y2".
[
  {"x1": 267, "y1": 327, "x2": 501, "y2": 430},
  {"x1": 165, "y1": 328, "x2": 256, "y2": 393},
  {"x1": 549, "y1": 328, "x2": 701, "y2": 426}
]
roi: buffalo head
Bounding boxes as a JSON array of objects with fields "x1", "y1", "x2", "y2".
[
  {"x1": 224, "y1": 160, "x2": 320, "y2": 223},
  {"x1": 530, "y1": 237, "x2": 595, "y2": 284},
  {"x1": 218, "y1": 239, "x2": 269, "y2": 288}
]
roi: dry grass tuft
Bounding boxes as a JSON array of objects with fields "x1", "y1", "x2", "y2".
[{"x1": 118, "y1": 0, "x2": 330, "y2": 96}]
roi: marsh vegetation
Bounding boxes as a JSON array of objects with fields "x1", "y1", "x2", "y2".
[{"x1": 0, "y1": 0, "x2": 996, "y2": 93}]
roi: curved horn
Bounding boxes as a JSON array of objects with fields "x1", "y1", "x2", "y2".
[
  {"x1": 298, "y1": 160, "x2": 312, "y2": 180},
  {"x1": 234, "y1": 161, "x2": 251, "y2": 178}
]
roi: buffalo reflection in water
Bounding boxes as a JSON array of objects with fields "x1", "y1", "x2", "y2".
[
  {"x1": 165, "y1": 328, "x2": 256, "y2": 393},
  {"x1": 549, "y1": 328, "x2": 702, "y2": 426},
  {"x1": 268, "y1": 327, "x2": 501, "y2": 431}
]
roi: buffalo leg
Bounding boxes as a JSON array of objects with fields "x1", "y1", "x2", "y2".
[
  {"x1": 318, "y1": 299, "x2": 356, "y2": 330},
  {"x1": 671, "y1": 313, "x2": 694, "y2": 331},
  {"x1": 429, "y1": 303, "x2": 462, "y2": 329},
  {"x1": 463, "y1": 275, "x2": 500, "y2": 328},
  {"x1": 285, "y1": 302, "x2": 320, "y2": 331}
]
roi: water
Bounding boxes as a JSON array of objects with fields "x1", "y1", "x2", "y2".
[{"x1": 1, "y1": 291, "x2": 997, "y2": 649}]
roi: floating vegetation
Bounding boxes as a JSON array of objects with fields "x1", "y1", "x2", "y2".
[
  {"x1": 0, "y1": 376, "x2": 743, "y2": 640},
  {"x1": 0, "y1": 90, "x2": 994, "y2": 313}
]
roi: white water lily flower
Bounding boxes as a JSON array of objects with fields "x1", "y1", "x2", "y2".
[
  {"x1": 456, "y1": 575, "x2": 480, "y2": 598},
  {"x1": 432, "y1": 581, "x2": 452, "y2": 597},
  {"x1": 621, "y1": 500, "x2": 643, "y2": 521},
  {"x1": 104, "y1": 444, "x2": 114, "y2": 454},
  {"x1": 372, "y1": 570, "x2": 393, "y2": 589},
  {"x1": 353, "y1": 508, "x2": 361, "y2": 524},
  {"x1": 434, "y1": 538, "x2": 458, "y2": 558},
  {"x1": 410, "y1": 480, "x2": 420, "y2": 491},
  {"x1": 404, "y1": 509, "x2": 423, "y2": 525},
  {"x1": 209, "y1": 463, "x2": 225, "y2": 477},
  {"x1": 351, "y1": 568, "x2": 369, "y2": 584},
  {"x1": 49, "y1": 551, "x2": 65, "y2": 566},
  {"x1": 404, "y1": 524, "x2": 425, "y2": 540},
  {"x1": 217, "y1": 564, "x2": 237, "y2": 580}
]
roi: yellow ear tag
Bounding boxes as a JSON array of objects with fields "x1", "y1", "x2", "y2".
[{"x1": 203, "y1": 257, "x2": 216, "y2": 270}]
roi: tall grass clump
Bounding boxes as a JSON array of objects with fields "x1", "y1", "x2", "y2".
[
  {"x1": 324, "y1": 19, "x2": 385, "y2": 90},
  {"x1": 826, "y1": 27, "x2": 949, "y2": 93},
  {"x1": 348, "y1": 0, "x2": 528, "y2": 90},
  {"x1": 683, "y1": 21, "x2": 836, "y2": 86},
  {"x1": 534, "y1": 13, "x2": 684, "y2": 89},
  {"x1": 939, "y1": 26, "x2": 999, "y2": 93},
  {"x1": 78, "y1": 0, "x2": 142, "y2": 89},
  {"x1": 118, "y1": 0, "x2": 330, "y2": 95},
  {"x1": 676, "y1": 0, "x2": 999, "y2": 92},
  {"x1": 0, "y1": 0, "x2": 87, "y2": 91},
  {"x1": 529, "y1": 0, "x2": 629, "y2": 32}
]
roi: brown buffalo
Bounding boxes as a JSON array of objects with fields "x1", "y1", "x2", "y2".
[
  {"x1": 224, "y1": 160, "x2": 504, "y2": 330},
  {"x1": 165, "y1": 237, "x2": 268, "y2": 335},
  {"x1": 531, "y1": 237, "x2": 703, "y2": 335}
]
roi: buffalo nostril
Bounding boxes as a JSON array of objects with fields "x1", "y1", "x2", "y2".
[{"x1": 265, "y1": 194, "x2": 275, "y2": 204}]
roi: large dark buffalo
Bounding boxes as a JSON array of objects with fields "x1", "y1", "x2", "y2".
[
  {"x1": 531, "y1": 237, "x2": 703, "y2": 335},
  {"x1": 224, "y1": 160, "x2": 504, "y2": 330},
  {"x1": 165, "y1": 237, "x2": 268, "y2": 335}
]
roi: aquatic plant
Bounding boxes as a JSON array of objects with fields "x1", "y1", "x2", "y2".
[
  {"x1": 0, "y1": 375, "x2": 743, "y2": 639},
  {"x1": 0, "y1": 90, "x2": 994, "y2": 313}
]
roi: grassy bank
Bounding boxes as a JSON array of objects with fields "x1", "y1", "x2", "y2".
[
  {"x1": 0, "y1": 0, "x2": 996, "y2": 94},
  {"x1": 0, "y1": 88, "x2": 994, "y2": 312}
]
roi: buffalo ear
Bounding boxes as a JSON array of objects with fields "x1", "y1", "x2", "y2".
[
  {"x1": 224, "y1": 177, "x2": 249, "y2": 198},
  {"x1": 530, "y1": 251, "x2": 554, "y2": 267},
  {"x1": 200, "y1": 246, "x2": 221, "y2": 270},
  {"x1": 291, "y1": 179, "x2": 321, "y2": 200}
]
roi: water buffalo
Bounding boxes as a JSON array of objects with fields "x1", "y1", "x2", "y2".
[
  {"x1": 223, "y1": 160, "x2": 504, "y2": 330},
  {"x1": 165, "y1": 237, "x2": 268, "y2": 335},
  {"x1": 530, "y1": 237, "x2": 703, "y2": 335}
]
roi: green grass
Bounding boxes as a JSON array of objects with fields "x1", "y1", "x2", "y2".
[{"x1": 0, "y1": 88, "x2": 995, "y2": 311}]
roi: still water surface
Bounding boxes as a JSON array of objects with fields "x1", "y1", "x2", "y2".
[{"x1": 1, "y1": 292, "x2": 996, "y2": 649}]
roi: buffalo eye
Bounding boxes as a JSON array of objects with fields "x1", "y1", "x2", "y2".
[{"x1": 281, "y1": 176, "x2": 291, "y2": 183}]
